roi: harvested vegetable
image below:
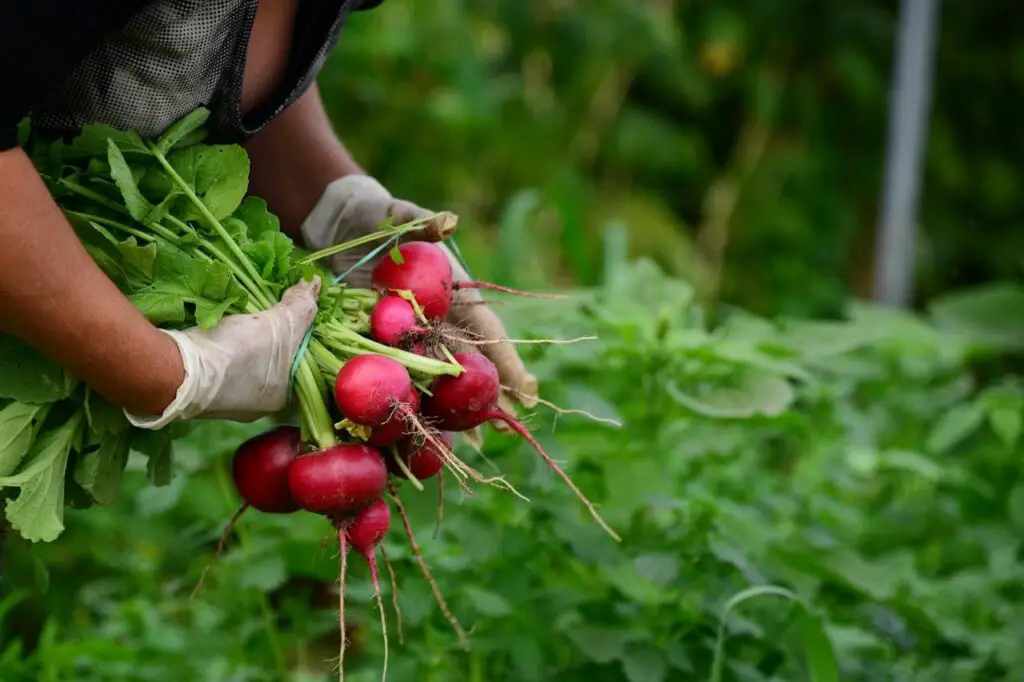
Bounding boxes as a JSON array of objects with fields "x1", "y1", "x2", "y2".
[{"x1": 0, "y1": 108, "x2": 617, "y2": 681}]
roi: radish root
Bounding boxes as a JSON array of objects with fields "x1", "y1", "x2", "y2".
[
  {"x1": 372, "y1": 552, "x2": 389, "y2": 682},
  {"x1": 441, "y1": 333, "x2": 598, "y2": 347},
  {"x1": 190, "y1": 502, "x2": 249, "y2": 599},
  {"x1": 380, "y1": 545, "x2": 405, "y2": 645},
  {"x1": 490, "y1": 409, "x2": 621, "y2": 542},
  {"x1": 454, "y1": 281, "x2": 567, "y2": 299},
  {"x1": 434, "y1": 470, "x2": 445, "y2": 539},
  {"x1": 401, "y1": 407, "x2": 528, "y2": 502},
  {"x1": 390, "y1": 492, "x2": 470, "y2": 650},
  {"x1": 337, "y1": 529, "x2": 349, "y2": 682},
  {"x1": 500, "y1": 385, "x2": 623, "y2": 428}
]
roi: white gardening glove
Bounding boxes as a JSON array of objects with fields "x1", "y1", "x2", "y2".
[
  {"x1": 300, "y1": 175, "x2": 539, "y2": 412},
  {"x1": 124, "y1": 278, "x2": 321, "y2": 429}
]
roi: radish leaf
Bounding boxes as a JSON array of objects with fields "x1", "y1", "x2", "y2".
[
  {"x1": 106, "y1": 140, "x2": 154, "y2": 221},
  {"x1": 0, "y1": 412, "x2": 83, "y2": 543},
  {"x1": 74, "y1": 430, "x2": 131, "y2": 505},
  {"x1": 0, "y1": 403, "x2": 48, "y2": 477},
  {"x1": 0, "y1": 336, "x2": 75, "y2": 404}
]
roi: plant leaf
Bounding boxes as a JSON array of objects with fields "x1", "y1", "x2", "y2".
[
  {"x1": 83, "y1": 389, "x2": 128, "y2": 436},
  {"x1": 106, "y1": 139, "x2": 154, "y2": 221},
  {"x1": 622, "y1": 643, "x2": 668, "y2": 682},
  {"x1": 0, "y1": 412, "x2": 83, "y2": 543},
  {"x1": 0, "y1": 336, "x2": 75, "y2": 403},
  {"x1": 68, "y1": 124, "x2": 147, "y2": 157},
  {"x1": 233, "y1": 196, "x2": 280, "y2": 240},
  {"x1": 116, "y1": 237, "x2": 157, "y2": 281},
  {"x1": 132, "y1": 429, "x2": 174, "y2": 486},
  {"x1": 0, "y1": 403, "x2": 50, "y2": 477},
  {"x1": 667, "y1": 372, "x2": 794, "y2": 419},
  {"x1": 195, "y1": 298, "x2": 236, "y2": 330},
  {"x1": 926, "y1": 402, "x2": 985, "y2": 454},
  {"x1": 128, "y1": 292, "x2": 187, "y2": 325},
  {"x1": 74, "y1": 430, "x2": 131, "y2": 505},
  {"x1": 194, "y1": 145, "x2": 250, "y2": 220}
]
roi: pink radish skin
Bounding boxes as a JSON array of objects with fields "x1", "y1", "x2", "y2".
[
  {"x1": 231, "y1": 425, "x2": 302, "y2": 513},
  {"x1": 334, "y1": 354, "x2": 416, "y2": 428},
  {"x1": 345, "y1": 499, "x2": 391, "y2": 560},
  {"x1": 368, "y1": 390, "x2": 421, "y2": 447},
  {"x1": 288, "y1": 444, "x2": 388, "y2": 516},
  {"x1": 370, "y1": 295, "x2": 427, "y2": 350},
  {"x1": 423, "y1": 352, "x2": 621, "y2": 541},
  {"x1": 371, "y1": 242, "x2": 454, "y2": 320},
  {"x1": 388, "y1": 431, "x2": 449, "y2": 480}
]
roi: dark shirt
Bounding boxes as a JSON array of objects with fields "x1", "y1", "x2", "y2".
[{"x1": 0, "y1": 0, "x2": 383, "y2": 151}]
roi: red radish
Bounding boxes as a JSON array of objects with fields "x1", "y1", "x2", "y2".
[
  {"x1": 421, "y1": 352, "x2": 500, "y2": 432},
  {"x1": 423, "y1": 352, "x2": 621, "y2": 541},
  {"x1": 288, "y1": 443, "x2": 388, "y2": 517},
  {"x1": 334, "y1": 355, "x2": 416, "y2": 428},
  {"x1": 371, "y1": 242, "x2": 453, "y2": 320},
  {"x1": 231, "y1": 425, "x2": 302, "y2": 513},
  {"x1": 192, "y1": 424, "x2": 304, "y2": 598},
  {"x1": 388, "y1": 431, "x2": 448, "y2": 481},
  {"x1": 370, "y1": 295, "x2": 427, "y2": 350},
  {"x1": 367, "y1": 390, "x2": 421, "y2": 447},
  {"x1": 346, "y1": 498, "x2": 391, "y2": 555}
]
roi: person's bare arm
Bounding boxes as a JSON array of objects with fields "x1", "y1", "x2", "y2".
[
  {"x1": 0, "y1": 147, "x2": 184, "y2": 415},
  {"x1": 245, "y1": 83, "x2": 364, "y2": 239}
]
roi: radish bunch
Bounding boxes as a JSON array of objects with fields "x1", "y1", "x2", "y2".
[{"x1": 205, "y1": 240, "x2": 616, "y2": 681}]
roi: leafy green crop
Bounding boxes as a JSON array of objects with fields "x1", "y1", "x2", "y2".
[{"x1": 0, "y1": 110, "x2": 457, "y2": 544}]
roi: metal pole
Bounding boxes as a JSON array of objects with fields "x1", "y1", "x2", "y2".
[{"x1": 872, "y1": 0, "x2": 940, "y2": 307}]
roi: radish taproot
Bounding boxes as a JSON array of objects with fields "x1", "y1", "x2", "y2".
[
  {"x1": 342, "y1": 499, "x2": 392, "y2": 682},
  {"x1": 334, "y1": 355, "x2": 417, "y2": 429},
  {"x1": 288, "y1": 443, "x2": 388, "y2": 516},
  {"x1": 423, "y1": 352, "x2": 620, "y2": 541}
]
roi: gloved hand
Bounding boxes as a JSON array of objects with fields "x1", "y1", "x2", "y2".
[
  {"x1": 300, "y1": 175, "x2": 539, "y2": 412},
  {"x1": 124, "y1": 277, "x2": 321, "y2": 429}
]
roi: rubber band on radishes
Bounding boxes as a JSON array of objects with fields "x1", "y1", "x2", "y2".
[{"x1": 422, "y1": 352, "x2": 620, "y2": 541}]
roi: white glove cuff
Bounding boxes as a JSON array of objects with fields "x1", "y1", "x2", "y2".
[
  {"x1": 123, "y1": 330, "x2": 205, "y2": 430},
  {"x1": 300, "y1": 174, "x2": 392, "y2": 252}
]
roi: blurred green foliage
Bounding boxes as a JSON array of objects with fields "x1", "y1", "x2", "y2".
[
  {"x1": 321, "y1": 0, "x2": 1024, "y2": 316},
  {"x1": 4, "y1": 1, "x2": 1024, "y2": 681},
  {"x1": 3, "y1": 260, "x2": 1024, "y2": 681}
]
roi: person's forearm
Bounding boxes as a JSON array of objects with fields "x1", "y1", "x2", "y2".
[
  {"x1": 0, "y1": 148, "x2": 184, "y2": 416},
  {"x1": 245, "y1": 83, "x2": 364, "y2": 239}
]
